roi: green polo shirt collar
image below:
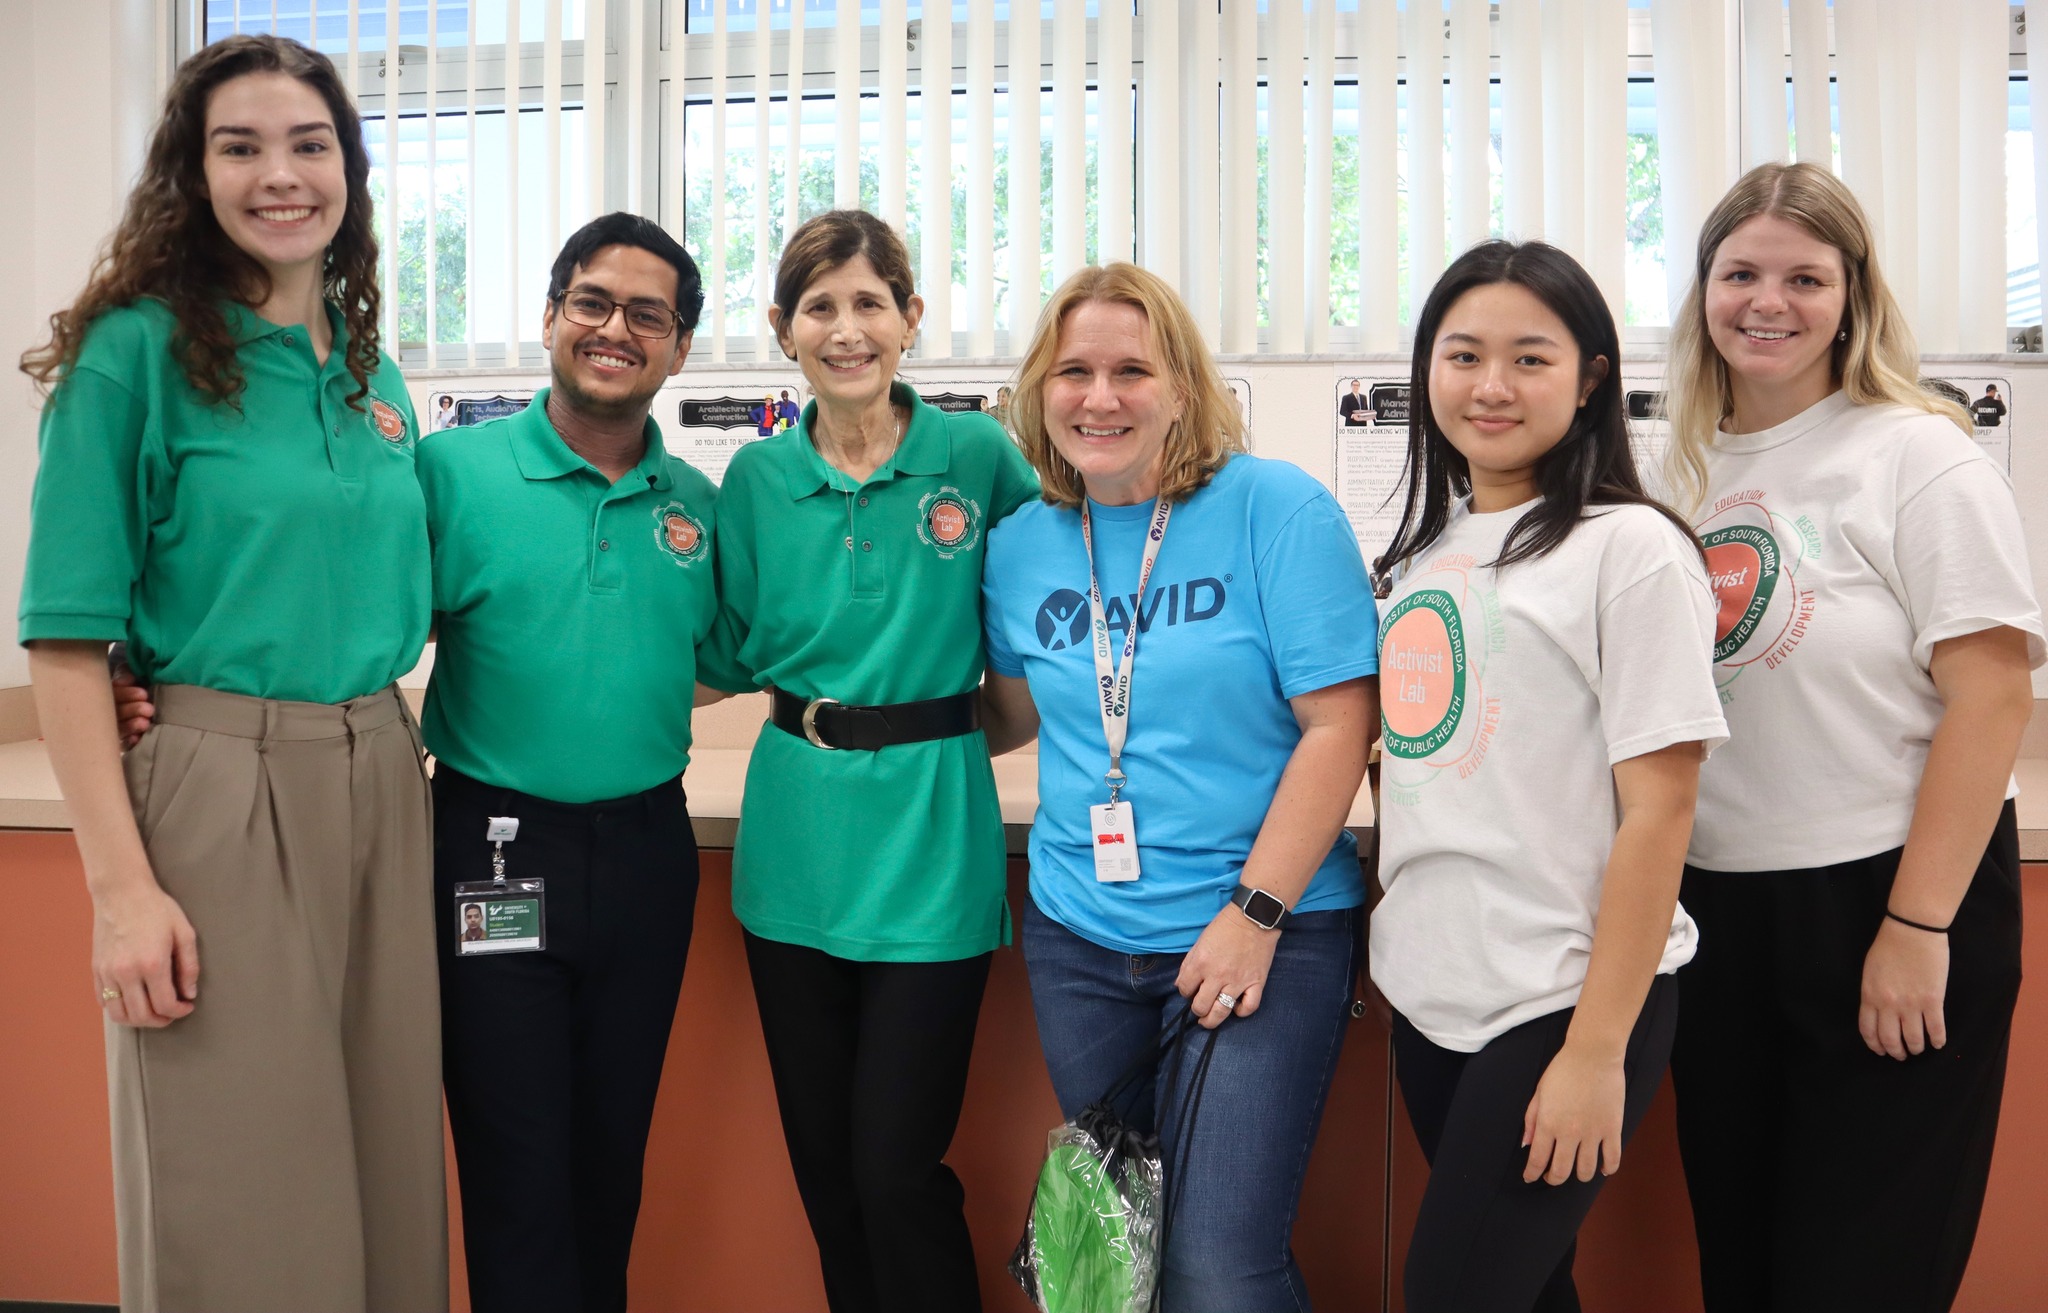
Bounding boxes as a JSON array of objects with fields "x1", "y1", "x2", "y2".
[
  {"x1": 221, "y1": 298, "x2": 351, "y2": 350},
  {"x1": 782, "y1": 381, "x2": 948, "y2": 500},
  {"x1": 508, "y1": 387, "x2": 674, "y2": 491}
]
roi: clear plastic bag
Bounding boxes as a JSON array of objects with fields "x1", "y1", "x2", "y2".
[
  {"x1": 1008, "y1": 1102, "x2": 1164, "y2": 1313},
  {"x1": 1010, "y1": 1011, "x2": 1223, "y2": 1313}
]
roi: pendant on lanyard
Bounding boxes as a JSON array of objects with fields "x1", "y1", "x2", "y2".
[{"x1": 1082, "y1": 497, "x2": 1171, "y2": 882}]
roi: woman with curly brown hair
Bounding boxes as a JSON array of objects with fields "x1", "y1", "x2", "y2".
[{"x1": 18, "y1": 36, "x2": 444, "y2": 1313}]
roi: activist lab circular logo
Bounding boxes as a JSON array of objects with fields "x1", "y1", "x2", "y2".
[
  {"x1": 653, "y1": 502, "x2": 706, "y2": 564},
  {"x1": 1034, "y1": 588, "x2": 1091, "y2": 651},
  {"x1": 1701, "y1": 524, "x2": 1781, "y2": 662},
  {"x1": 1379, "y1": 589, "x2": 1467, "y2": 760},
  {"x1": 368, "y1": 396, "x2": 409, "y2": 443},
  {"x1": 915, "y1": 486, "x2": 983, "y2": 558}
]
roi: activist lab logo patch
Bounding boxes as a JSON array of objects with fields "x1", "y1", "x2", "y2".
[
  {"x1": 1702, "y1": 524, "x2": 1780, "y2": 662},
  {"x1": 1379, "y1": 589, "x2": 1467, "y2": 761},
  {"x1": 915, "y1": 486, "x2": 984, "y2": 558},
  {"x1": 368, "y1": 396, "x2": 409, "y2": 443},
  {"x1": 653, "y1": 502, "x2": 707, "y2": 564},
  {"x1": 1035, "y1": 588, "x2": 1091, "y2": 651}
]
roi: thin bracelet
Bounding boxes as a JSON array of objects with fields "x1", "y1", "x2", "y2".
[{"x1": 1885, "y1": 908, "x2": 1950, "y2": 935}]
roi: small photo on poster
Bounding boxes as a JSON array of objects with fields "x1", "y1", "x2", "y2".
[
  {"x1": 426, "y1": 390, "x2": 538, "y2": 431},
  {"x1": 658, "y1": 381, "x2": 808, "y2": 484},
  {"x1": 1922, "y1": 376, "x2": 2012, "y2": 473}
]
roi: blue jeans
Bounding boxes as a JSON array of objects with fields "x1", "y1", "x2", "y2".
[{"x1": 1020, "y1": 899, "x2": 1358, "y2": 1313}]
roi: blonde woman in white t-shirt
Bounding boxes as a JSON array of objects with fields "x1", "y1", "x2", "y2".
[
  {"x1": 1370, "y1": 240, "x2": 1726, "y2": 1313},
  {"x1": 1663, "y1": 162, "x2": 2043, "y2": 1313}
]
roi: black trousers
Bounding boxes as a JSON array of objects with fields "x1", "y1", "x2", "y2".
[
  {"x1": 742, "y1": 931, "x2": 991, "y2": 1313},
  {"x1": 434, "y1": 766, "x2": 700, "y2": 1313},
  {"x1": 1671, "y1": 803, "x2": 2022, "y2": 1313},
  {"x1": 1393, "y1": 974, "x2": 1680, "y2": 1313}
]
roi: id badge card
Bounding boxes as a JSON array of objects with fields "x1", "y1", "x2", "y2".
[
  {"x1": 453, "y1": 879, "x2": 547, "y2": 955},
  {"x1": 1090, "y1": 801, "x2": 1141, "y2": 883}
]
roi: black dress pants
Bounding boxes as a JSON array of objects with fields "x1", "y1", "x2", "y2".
[
  {"x1": 1671, "y1": 803, "x2": 2022, "y2": 1313},
  {"x1": 1393, "y1": 974, "x2": 1679, "y2": 1313},
  {"x1": 742, "y1": 931, "x2": 991, "y2": 1313},
  {"x1": 434, "y1": 766, "x2": 700, "y2": 1313}
]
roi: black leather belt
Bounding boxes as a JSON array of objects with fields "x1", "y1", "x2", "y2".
[{"x1": 769, "y1": 688, "x2": 980, "y2": 751}]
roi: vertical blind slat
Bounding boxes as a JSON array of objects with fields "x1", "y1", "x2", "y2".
[
  {"x1": 2033, "y1": 11, "x2": 2048, "y2": 332},
  {"x1": 1220, "y1": 0, "x2": 1257, "y2": 351},
  {"x1": 1914, "y1": 2, "x2": 1961, "y2": 352},
  {"x1": 1137, "y1": 0, "x2": 1179, "y2": 288},
  {"x1": 1358, "y1": 0, "x2": 1399, "y2": 349},
  {"x1": 1500, "y1": 0, "x2": 1543, "y2": 241},
  {"x1": 879, "y1": 0, "x2": 907, "y2": 230},
  {"x1": 1305, "y1": 0, "x2": 1335, "y2": 352},
  {"x1": 751, "y1": 0, "x2": 772, "y2": 357},
  {"x1": 709, "y1": 1, "x2": 728, "y2": 360},
  {"x1": 506, "y1": 0, "x2": 523, "y2": 361},
  {"x1": 1186, "y1": 0, "x2": 1222, "y2": 348},
  {"x1": 1052, "y1": 0, "x2": 1086, "y2": 283},
  {"x1": 785, "y1": 0, "x2": 807, "y2": 246},
  {"x1": 919, "y1": 0, "x2": 953, "y2": 356},
  {"x1": 1583, "y1": 0, "x2": 1628, "y2": 324},
  {"x1": 381, "y1": 0, "x2": 400, "y2": 351},
  {"x1": 544, "y1": 0, "x2": 564, "y2": 265},
  {"x1": 1788, "y1": 0, "x2": 1830, "y2": 168},
  {"x1": 1447, "y1": 0, "x2": 1488, "y2": 255},
  {"x1": 1267, "y1": 0, "x2": 1304, "y2": 353},
  {"x1": 1007, "y1": 1, "x2": 1043, "y2": 342},
  {"x1": 835, "y1": 0, "x2": 860, "y2": 207},
  {"x1": 1877, "y1": 0, "x2": 1920, "y2": 324},
  {"x1": 1541, "y1": 0, "x2": 1586, "y2": 260},
  {"x1": 1956, "y1": 0, "x2": 2006, "y2": 351},
  {"x1": 425, "y1": 0, "x2": 440, "y2": 367},
  {"x1": 1740, "y1": 0, "x2": 1787, "y2": 169},
  {"x1": 1405, "y1": 0, "x2": 1446, "y2": 322},
  {"x1": 465, "y1": 0, "x2": 480, "y2": 363},
  {"x1": 1097, "y1": 0, "x2": 1132, "y2": 266},
  {"x1": 967, "y1": 1, "x2": 997, "y2": 356}
]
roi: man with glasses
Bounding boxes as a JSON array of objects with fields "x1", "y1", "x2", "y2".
[
  {"x1": 417, "y1": 212, "x2": 717, "y2": 1313},
  {"x1": 110, "y1": 211, "x2": 715, "y2": 1310}
]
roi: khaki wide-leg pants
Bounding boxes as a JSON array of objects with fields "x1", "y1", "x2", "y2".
[{"x1": 112, "y1": 684, "x2": 446, "y2": 1313}]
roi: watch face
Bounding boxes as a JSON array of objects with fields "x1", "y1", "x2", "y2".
[{"x1": 1243, "y1": 889, "x2": 1286, "y2": 927}]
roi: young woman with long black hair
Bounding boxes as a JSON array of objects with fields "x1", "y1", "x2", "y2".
[{"x1": 1370, "y1": 240, "x2": 1725, "y2": 1313}]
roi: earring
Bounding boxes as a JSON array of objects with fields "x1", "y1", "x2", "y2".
[{"x1": 1837, "y1": 329, "x2": 1848, "y2": 342}]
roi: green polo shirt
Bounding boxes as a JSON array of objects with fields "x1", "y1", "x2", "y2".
[
  {"x1": 699, "y1": 384, "x2": 1040, "y2": 961},
  {"x1": 418, "y1": 389, "x2": 720, "y2": 803},
  {"x1": 18, "y1": 299, "x2": 430, "y2": 704}
]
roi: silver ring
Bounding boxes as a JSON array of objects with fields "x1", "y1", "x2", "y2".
[{"x1": 1214, "y1": 992, "x2": 1238, "y2": 1012}]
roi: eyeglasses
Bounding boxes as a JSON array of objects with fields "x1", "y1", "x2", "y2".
[{"x1": 551, "y1": 289, "x2": 682, "y2": 339}]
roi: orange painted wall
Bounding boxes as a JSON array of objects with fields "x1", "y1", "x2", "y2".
[{"x1": 3, "y1": 829, "x2": 2044, "y2": 1312}]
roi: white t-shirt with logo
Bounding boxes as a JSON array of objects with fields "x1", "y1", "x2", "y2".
[
  {"x1": 1371, "y1": 499, "x2": 1727, "y2": 1052},
  {"x1": 1689, "y1": 391, "x2": 2045, "y2": 872}
]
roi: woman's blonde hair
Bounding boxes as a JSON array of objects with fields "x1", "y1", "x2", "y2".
[
  {"x1": 1008, "y1": 263, "x2": 1244, "y2": 509},
  {"x1": 1663, "y1": 162, "x2": 1968, "y2": 513}
]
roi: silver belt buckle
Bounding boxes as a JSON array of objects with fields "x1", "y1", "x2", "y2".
[{"x1": 801, "y1": 697, "x2": 841, "y2": 749}]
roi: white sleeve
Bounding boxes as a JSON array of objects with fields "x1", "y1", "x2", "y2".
[
  {"x1": 1595, "y1": 549, "x2": 1730, "y2": 765},
  {"x1": 1893, "y1": 457, "x2": 2047, "y2": 671}
]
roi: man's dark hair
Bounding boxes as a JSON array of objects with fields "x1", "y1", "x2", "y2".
[{"x1": 548, "y1": 212, "x2": 706, "y2": 335}]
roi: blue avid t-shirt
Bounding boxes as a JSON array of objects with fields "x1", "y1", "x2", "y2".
[{"x1": 984, "y1": 454, "x2": 1380, "y2": 954}]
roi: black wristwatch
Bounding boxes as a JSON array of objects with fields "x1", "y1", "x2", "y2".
[{"x1": 1230, "y1": 884, "x2": 1292, "y2": 931}]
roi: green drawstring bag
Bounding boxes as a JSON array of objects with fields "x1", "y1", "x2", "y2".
[{"x1": 1010, "y1": 1012, "x2": 1223, "y2": 1313}]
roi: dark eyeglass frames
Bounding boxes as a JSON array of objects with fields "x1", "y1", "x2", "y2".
[{"x1": 550, "y1": 289, "x2": 683, "y2": 339}]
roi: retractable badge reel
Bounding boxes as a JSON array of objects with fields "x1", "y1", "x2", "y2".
[{"x1": 453, "y1": 816, "x2": 547, "y2": 955}]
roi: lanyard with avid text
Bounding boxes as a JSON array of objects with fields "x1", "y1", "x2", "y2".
[{"x1": 1081, "y1": 495, "x2": 1173, "y2": 806}]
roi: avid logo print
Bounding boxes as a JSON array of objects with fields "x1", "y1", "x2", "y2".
[
  {"x1": 1700, "y1": 524, "x2": 1779, "y2": 661},
  {"x1": 1379, "y1": 590, "x2": 1467, "y2": 759},
  {"x1": 1032, "y1": 579, "x2": 1229, "y2": 651}
]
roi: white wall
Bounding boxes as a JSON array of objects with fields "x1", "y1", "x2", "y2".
[{"x1": 0, "y1": 0, "x2": 150, "y2": 688}]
